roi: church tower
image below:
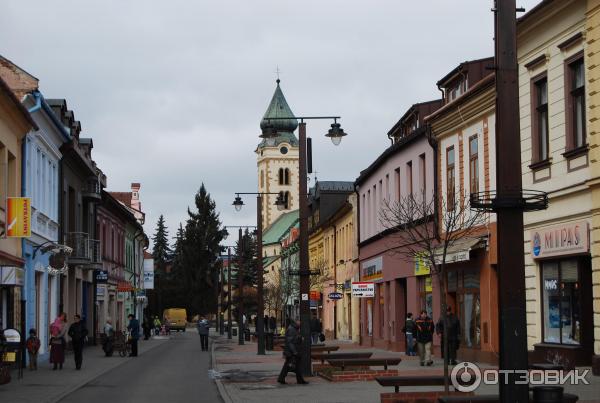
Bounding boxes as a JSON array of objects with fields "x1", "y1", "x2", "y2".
[{"x1": 257, "y1": 79, "x2": 299, "y2": 228}]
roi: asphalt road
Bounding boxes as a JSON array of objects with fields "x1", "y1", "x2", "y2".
[{"x1": 58, "y1": 331, "x2": 221, "y2": 403}]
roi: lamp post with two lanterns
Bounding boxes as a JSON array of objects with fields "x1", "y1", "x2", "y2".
[
  {"x1": 260, "y1": 116, "x2": 347, "y2": 377},
  {"x1": 231, "y1": 192, "x2": 285, "y2": 355}
]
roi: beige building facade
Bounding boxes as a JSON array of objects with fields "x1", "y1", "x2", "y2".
[{"x1": 518, "y1": 0, "x2": 596, "y2": 366}]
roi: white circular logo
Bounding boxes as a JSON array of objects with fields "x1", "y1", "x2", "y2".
[{"x1": 451, "y1": 361, "x2": 482, "y2": 392}]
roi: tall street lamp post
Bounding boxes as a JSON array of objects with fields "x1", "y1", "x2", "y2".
[
  {"x1": 261, "y1": 116, "x2": 347, "y2": 377},
  {"x1": 232, "y1": 192, "x2": 286, "y2": 355},
  {"x1": 223, "y1": 225, "x2": 258, "y2": 346}
]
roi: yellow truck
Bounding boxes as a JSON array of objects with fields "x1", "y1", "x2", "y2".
[{"x1": 163, "y1": 308, "x2": 187, "y2": 332}]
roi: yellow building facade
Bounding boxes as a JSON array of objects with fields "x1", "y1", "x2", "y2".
[
  {"x1": 0, "y1": 77, "x2": 36, "y2": 330},
  {"x1": 518, "y1": 0, "x2": 597, "y2": 365}
]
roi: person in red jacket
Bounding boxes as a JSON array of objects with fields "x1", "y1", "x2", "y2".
[
  {"x1": 26, "y1": 329, "x2": 40, "y2": 370},
  {"x1": 415, "y1": 310, "x2": 435, "y2": 366}
]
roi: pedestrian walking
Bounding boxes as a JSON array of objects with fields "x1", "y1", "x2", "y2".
[
  {"x1": 264, "y1": 315, "x2": 269, "y2": 332},
  {"x1": 127, "y1": 314, "x2": 140, "y2": 357},
  {"x1": 197, "y1": 316, "x2": 210, "y2": 351},
  {"x1": 49, "y1": 313, "x2": 67, "y2": 370},
  {"x1": 269, "y1": 316, "x2": 277, "y2": 334},
  {"x1": 102, "y1": 318, "x2": 115, "y2": 357},
  {"x1": 142, "y1": 317, "x2": 151, "y2": 340},
  {"x1": 68, "y1": 314, "x2": 88, "y2": 370},
  {"x1": 25, "y1": 329, "x2": 40, "y2": 370},
  {"x1": 309, "y1": 314, "x2": 322, "y2": 345},
  {"x1": 415, "y1": 310, "x2": 434, "y2": 366},
  {"x1": 153, "y1": 316, "x2": 161, "y2": 336},
  {"x1": 436, "y1": 306, "x2": 461, "y2": 365},
  {"x1": 402, "y1": 312, "x2": 416, "y2": 356},
  {"x1": 277, "y1": 319, "x2": 308, "y2": 385}
]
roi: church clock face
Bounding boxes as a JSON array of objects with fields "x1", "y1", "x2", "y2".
[{"x1": 280, "y1": 146, "x2": 288, "y2": 155}]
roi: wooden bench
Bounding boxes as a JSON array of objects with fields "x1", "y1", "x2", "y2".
[
  {"x1": 376, "y1": 375, "x2": 451, "y2": 393},
  {"x1": 328, "y1": 357, "x2": 402, "y2": 371},
  {"x1": 311, "y1": 351, "x2": 372, "y2": 364},
  {"x1": 311, "y1": 345, "x2": 339, "y2": 354}
]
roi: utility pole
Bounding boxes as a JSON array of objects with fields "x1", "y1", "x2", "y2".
[
  {"x1": 256, "y1": 195, "x2": 265, "y2": 354},
  {"x1": 494, "y1": 1, "x2": 529, "y2": 401},
  {"x1": 227, "y1": 247, "x2": 232, "y2": 340},
  {"x1": 238, "y1": 227, "x2": 245, "y2": 345}
]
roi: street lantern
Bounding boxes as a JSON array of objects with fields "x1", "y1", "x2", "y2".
[
  {"x1": 223, "y1": 228, "x2": 229, "y2": 240},
  {"x1": 325, "y1": 119, "x2": 347, "y2": 146},
  {"x1": 275, "y1": 193, "x2": 286, "y2": 211},
  {"x1": 232, "y1": 195, "x2": 244, "y2": 212},
  {"x1": 260, "y1": 122, "x2": 278, "y2": 147}
]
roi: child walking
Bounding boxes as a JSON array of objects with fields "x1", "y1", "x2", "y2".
[{"x1": 26, "y1": 329, "x2": 40, "y2": 370}]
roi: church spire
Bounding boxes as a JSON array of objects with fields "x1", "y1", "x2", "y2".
[{"x1": 260, "y1": 79, "x2": 298, "y2": 134}]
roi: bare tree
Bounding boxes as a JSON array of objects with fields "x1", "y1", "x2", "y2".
[
  {"x1": 309, "y1": 257, "x2": 334, "y2": 292},
  {"x1": 380, "y1": 191, "x2": 488, "y2": 392}
]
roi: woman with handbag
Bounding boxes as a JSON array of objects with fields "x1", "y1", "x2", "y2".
[{"x1": 49, "y1": 313, "x2": 67, "y2": 370}]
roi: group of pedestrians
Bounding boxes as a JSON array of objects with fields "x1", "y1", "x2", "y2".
[{"x1": 403, "y1": 307, "x2": 461, "y2": 366}]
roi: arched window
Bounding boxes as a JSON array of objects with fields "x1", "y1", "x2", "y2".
[
  {"x1": 284, "y1": 191, "x2": 290, "y2": 209},
  {"x1": 284, "y1": 168, "x2": 290, "y2": 185},
  {"x1": 278, "y1": 168, "x2": 284, "y2": 185}
]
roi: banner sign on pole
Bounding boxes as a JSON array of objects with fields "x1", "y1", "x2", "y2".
[
  {"x1": 351, "y1": 281, "x2": 374, "y2": 298},
  {"x1": 143, "y1": 258, "x2": 154, "y2": 289},
  {"x1": 95, "y1": 270, "x2": 108, "y2": 283},
  {"x1": 6, "y1": 197, "x2": 31, "y2": 237}
]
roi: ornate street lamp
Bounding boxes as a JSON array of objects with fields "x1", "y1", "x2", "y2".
[{"x1": 325, "y1": 118, "x2": 348, "y2": 146}]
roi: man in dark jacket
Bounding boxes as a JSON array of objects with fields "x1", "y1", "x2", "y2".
[
  {"x1": 415, "y1": 310, "x2": 434, "y2": 366},
  {"x1": 277, "y1": 319, "x2": 308, "y2": 385},
  {"x1": 402, "y1": 312, "x2": 416, "y2": 356},
  {"x1": 197, "y1": 317, "x2": 210, "y2": 351},
  {"x1": 68, "y1": 314, "x2": 88, "y2": 370},
  {"x1": 127, "y1": 314, "x2": 140, "y2": 357},
  {"x1": 309, "y1": 314, "x2": 322, "y2": 345},
  {"x1": 437, "y1": 307, "x2": 461, "y2": 365}
]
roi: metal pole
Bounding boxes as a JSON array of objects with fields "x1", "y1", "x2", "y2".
[
  {"x1": 238, "y1": 228, "x2": 244, "y2": 345},
  {"x1": 495, "y1": 1, "x2": 529, "y2": 401},
  {"x1": 256, "y1": 195, "x2": 266, "y2": 354},
  {"x1": 227, "y1": 247, "x2": 232, "y2": 340},
  {"x1": 219, "y1": 253, "x2": 224, "y2": 335},
  {"x1": 298, "y1": 121, "x2": 312, "y2": 377}
]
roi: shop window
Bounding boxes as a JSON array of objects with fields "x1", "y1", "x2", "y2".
[
  {"x1": 447, "y1": 269, "x2": 481, "y2": 348},
  {"x1": 542, "y1": 259, "x2": 581, "y2": 345}
]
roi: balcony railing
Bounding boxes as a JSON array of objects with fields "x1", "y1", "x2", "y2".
[
  {"x1": 82, "y1": 177, "x2": 101, "y2": 200},
  {"x1": 65, "y1": 232, "x2": 90, "y2": 263},
  {"x1": 89, "y1": 239, "x2": 101, "y2": 267}
]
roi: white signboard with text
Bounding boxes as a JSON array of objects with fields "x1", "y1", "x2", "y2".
[
  {"x1": 352, "y1": 281, "x2": 374, "y2": 298},
  {"x1": 143, "y1": 258, "x2": 154, "y2": 289}
]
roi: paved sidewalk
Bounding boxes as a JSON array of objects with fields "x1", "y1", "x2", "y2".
[
  {"x1": 211, "y1": 334, "x2": 600, "y2": 403},
  {"x1": 0, "y1": 335, "x2": 170, "y2": 403}
]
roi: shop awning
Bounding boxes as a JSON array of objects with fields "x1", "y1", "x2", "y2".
[
  {"x1": 0, "y1": 266, "x2": 24, "y2": 286},
  {"x1": 433, "y1": 237, "x2": 486, "y2": 265}
]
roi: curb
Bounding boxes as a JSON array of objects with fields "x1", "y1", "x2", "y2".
[
  {"x1": 47, "y1": 338, "x2": 168, "y2": 403},
  {"x1": 211, "y1": 335, "x2": 234, "y2": 403}
]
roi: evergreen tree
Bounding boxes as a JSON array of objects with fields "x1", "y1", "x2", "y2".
[
  {"x1": 173, "y1": 184, "x2": 225, "y2": 316},
  {"x1": 232, "y1": 229, "x2": 259, "y2": 313},
  {"x1": 149, "y1": 214, "x2": 172, "y2": 316}
]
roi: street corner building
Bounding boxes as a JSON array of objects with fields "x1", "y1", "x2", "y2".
[{"x1": 517, "y1": 0, "x2": 599, "y2": 368}]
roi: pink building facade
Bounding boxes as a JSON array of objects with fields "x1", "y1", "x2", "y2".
[{"x1": 356, "y1": 101, "x2": 442, "y2": 351}]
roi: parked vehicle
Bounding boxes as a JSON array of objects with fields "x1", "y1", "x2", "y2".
[{"x1": 163, "y1": 308, "x2": 187, "y2": 332}]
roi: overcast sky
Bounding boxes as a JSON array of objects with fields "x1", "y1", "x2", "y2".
[{"x1": 1, "y1": 0, "x2": 541, "y2": 247}]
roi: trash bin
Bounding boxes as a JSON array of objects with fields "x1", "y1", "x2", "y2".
[
  {"x1": 231, "y1": 326, "x2": 238, "y2": 337},
  {"x1": 266, "y1": 333, "x2": 274, "y2": 350},
  {"x1": 532, "y1": 386, "x2": 564, "y2": 403},
  {"x1": 244, "y1": 328, "x2": 250, "y2": 341}
]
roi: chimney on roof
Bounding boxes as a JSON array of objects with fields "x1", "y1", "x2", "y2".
[{"x1": 131, "y1": 183, "x2": 141, "y2": 211}]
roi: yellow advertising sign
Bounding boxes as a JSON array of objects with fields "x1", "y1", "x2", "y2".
[
  {"x1": 414, "y1": 252, "x2": 430, "y2": 276},
  {"x1": 6, "y1": 197, "x2": 31, "y2": 237}
]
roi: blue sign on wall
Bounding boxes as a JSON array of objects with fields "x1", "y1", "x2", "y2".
[{"x1": 328, "y1": 292, "x2": 343, "y2": 300}]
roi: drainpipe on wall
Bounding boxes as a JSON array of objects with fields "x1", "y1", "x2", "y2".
[
  {"x1": 354, "y1": 184, "x2": 362, "y2": 346},
  {"x1": 332, "y1": 224, "x2": 337, "y2": 340}
]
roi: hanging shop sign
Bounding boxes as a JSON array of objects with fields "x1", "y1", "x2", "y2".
[
  {"x1": 309, "y1": 291, "x2": 321, "y2": 301},
  {"x1": 351, "y1": 281, "x2": 374, "y2": 298},
  {"x1": 0, "y1": 266, "x2": 24, "y2": 286},
  {"x1": 96, "y1": 284, "x2": 106, "y2": 299},
  {"x1": 6, "y1": 197, "x2": 31, "y2": 237},
  {"x1": 414, "y1": 252, "x2": 430, "y2": 276},
  {"x1": 361, "y1": 256, "x2": 383, "y2": 282},
  {"x1": 531, "y1": 221, "x2": 589, "y2": 259},
  {"x1": 95, "y1": 270, "x2": 108, "y2": 283},
  {"x1": 117, "y1": 281, "x2": 133, "y2": 292},
  {"x1": 143, "y1": 258, "x2": 154, "y2": 290},
  {"x1": 328, "y1": 292, "x2": 343, "y2": 300}
]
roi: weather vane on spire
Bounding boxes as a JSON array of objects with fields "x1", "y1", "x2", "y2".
[{"x1": 275, "y1": 66, "x2": 281, "y2": 83}]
